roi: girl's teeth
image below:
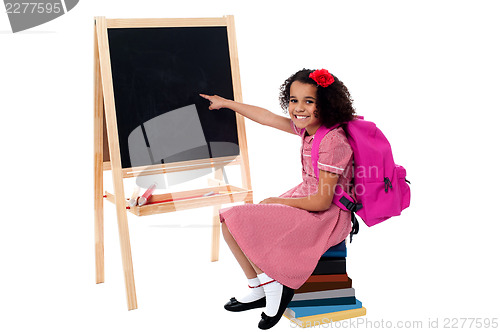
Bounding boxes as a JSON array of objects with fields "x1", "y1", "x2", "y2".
[{"x1": 296, "y1": 115, "x2": 308, "y2": 119}]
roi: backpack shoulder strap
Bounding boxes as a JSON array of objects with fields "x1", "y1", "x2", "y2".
[
  {"x1": 311, "y1": 123, "x2": 361, "y2": 243},
  {"x1": 311, "y1": 124, "x2": 340, "y2": 179}
]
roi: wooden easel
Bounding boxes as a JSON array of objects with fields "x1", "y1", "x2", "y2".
[{"x1": 93, "y1": 16, "x2": 253, "y2": 310}]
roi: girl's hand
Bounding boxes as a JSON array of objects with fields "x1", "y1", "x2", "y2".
[
  {"x1": 259, "y1": 197, "x2": 283, "y2": 205},
  {"x1": 199, "y1": 94, "x2": 229, "y2": 110}
]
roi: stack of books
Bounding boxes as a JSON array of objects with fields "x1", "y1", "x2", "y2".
[{"x1": 284, "y1": 240, "x2": 366, "y2": 328}]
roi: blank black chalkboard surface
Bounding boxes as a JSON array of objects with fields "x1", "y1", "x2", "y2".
[
  {"x1": 94, "y1": 16, "x2": 253, "y2": 310},
  {"x1": 108, "y1": 26, "x2": 239, "y2": 169}
]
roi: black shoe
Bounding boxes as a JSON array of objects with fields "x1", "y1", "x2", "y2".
[
  {"x1": 258, "y1": 285, "x2": 295, "y2": 330},
  {"x1": 224, "y1": 297, "x2": 266, "y2": 312}
]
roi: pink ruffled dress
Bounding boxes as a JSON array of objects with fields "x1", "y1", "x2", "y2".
[{"x1": 219, "y1": 120, "x2": 353, "y2": 289}]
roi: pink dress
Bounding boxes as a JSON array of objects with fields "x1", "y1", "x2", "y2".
[{"x1": 219, "y1": 120, "x2": 353, "y2": 289}]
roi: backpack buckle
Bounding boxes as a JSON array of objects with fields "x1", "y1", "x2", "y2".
[{"x1": 339, "y1": 196, "x2": 363, "y2": 212}]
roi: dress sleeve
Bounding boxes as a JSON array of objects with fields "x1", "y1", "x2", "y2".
[
  {"x1": 290, "y1": 119, "x2": 305, "y2": 136},
  {"x1": 317, "y1": 128, "x2": 353, "y2": 175}
]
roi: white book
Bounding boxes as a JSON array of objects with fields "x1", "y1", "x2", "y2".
[{"x1": 292, "y1": 288, "x2": 355, "y2": 301}]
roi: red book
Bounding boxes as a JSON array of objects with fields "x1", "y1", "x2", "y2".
[
  {"x1": 295, "y1": 277, "x2": 352, "y2": 294},
  {"x1": 304, "y1": 273, "x2": 349, "y2": 283}
]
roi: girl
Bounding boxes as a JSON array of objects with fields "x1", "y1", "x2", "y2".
[{"x1": 200, "y1": 68, "x2": 356, "y2": 329}]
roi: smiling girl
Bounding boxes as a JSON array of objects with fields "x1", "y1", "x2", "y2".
[{"x1": 200, "y1": 68, "x2": 356, "y2": 329}]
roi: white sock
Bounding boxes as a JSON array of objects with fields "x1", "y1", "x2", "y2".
[
  {"x1": 236, "y1": 277, "x2": 265, "y2": 303},
  {"x1": 258, "y1": 272, "x2": 283, "y2": 317}
]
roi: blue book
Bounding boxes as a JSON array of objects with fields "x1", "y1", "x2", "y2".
[
  {"x1": 322, "y1": 240, "x2": 347, "y2": 258},
  {"x1": 285, "y1": 299, "x2": 362, "y2": 318}
]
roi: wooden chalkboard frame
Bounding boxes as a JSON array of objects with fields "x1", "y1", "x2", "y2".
[{"x1": 94, "y1": 16, "x2": 253, "y2": 310}]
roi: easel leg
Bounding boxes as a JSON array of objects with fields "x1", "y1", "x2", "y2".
[
  {"x1": 96, "y1": 16, "x2": 138, "y2": 310},
  {"x1": 94, "y1": 24, "x2": 105, "y2": 284},
  {"x1": 95, "y1": 180, "x2": 104, "y2": 284},
  {"x1": 211, "y1": 208, "x2": 221, "y2": 262},
  {"x1": 116, "y1": 208, "x2": 138, "y2": 310},
  {"x1": 211, "y1": 166, "x2": 224, "y2": 262},
  {"x1": 94, "y1": 132, "x2": 105, "y2": 284}
]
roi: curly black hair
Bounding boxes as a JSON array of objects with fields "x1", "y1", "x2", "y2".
[{"x1": 279, "y1": 68, "x2": 356, "y2": 128}]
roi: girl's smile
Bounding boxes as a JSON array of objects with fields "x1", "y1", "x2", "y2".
[{"x1": 288, "y1": 81, "x2": 321, "y2": 135}]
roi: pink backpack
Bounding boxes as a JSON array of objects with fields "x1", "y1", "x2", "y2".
[{"x1": 311, "y1": 116, "x2": 411, "y2": 240}]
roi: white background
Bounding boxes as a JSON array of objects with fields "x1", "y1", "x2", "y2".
[{"x1": 1, "y1": 1, "x2": 499, "y2": 331}]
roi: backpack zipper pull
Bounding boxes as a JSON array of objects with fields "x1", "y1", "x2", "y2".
[{"x1": 384, "y1": 177, "x2": 392, "y2": 192}]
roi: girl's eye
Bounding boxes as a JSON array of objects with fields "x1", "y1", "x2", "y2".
[
  {"x1": 290, "y1": 99, "x2": 297, "y2": 103},
  {"x1": 306, "y1": 100, "x2": 314, "y2": 104}
]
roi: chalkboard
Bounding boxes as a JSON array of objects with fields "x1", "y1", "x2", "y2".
[
  {"x1": 95, "y1": 17, "x2": 253, "y2": 310},
  {"x1": 107, "y1": 26, "x2": 239, "y2": 169}
]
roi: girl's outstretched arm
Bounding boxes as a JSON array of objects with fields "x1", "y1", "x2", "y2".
[
  {"x1": 199, "y1": 94, "x2": 294, "y2": 134},
  {"x1": 260, "y1": 170, "x2": 339, "y2": 212}
]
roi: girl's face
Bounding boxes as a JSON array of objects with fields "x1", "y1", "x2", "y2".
[{"x1": 288, "y1": 81, "x2": 321, "y2": 135}]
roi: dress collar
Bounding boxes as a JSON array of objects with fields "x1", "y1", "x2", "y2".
[{"x1": 303, "y1": 131, "x2": 315, "y2": 144}]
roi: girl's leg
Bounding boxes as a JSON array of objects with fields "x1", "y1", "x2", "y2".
[
  {"x1": 221, "y1": 222, "x2": 266, "y2": 305},
  {"x1": 249, "y1": 259, "x2": 263, "y2": 274},
  {"x1": 221, "y1": 222, "x2": 259, "y2": 278},
  {"x1": 221, "y1": 221, "x2": 293, "y2": 324}
]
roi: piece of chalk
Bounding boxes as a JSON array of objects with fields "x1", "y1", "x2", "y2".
[
  {"x1": 137, "y1": 183, "x2": 157, "y2": 206},
  {"x1": 128, "y1": 186, "x2": 141, "y2": 207}
]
